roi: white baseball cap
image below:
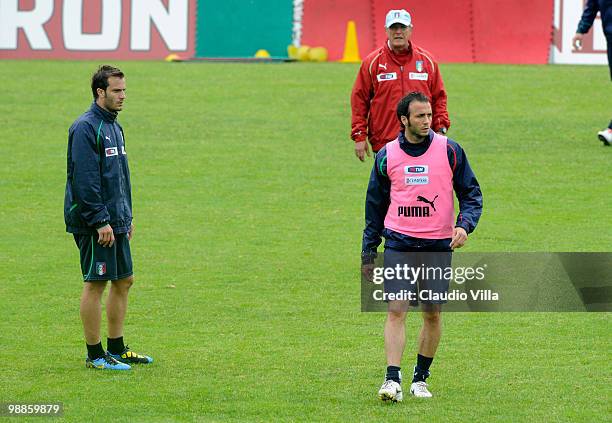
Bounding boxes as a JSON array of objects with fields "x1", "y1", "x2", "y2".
[{"x1": 385, "y1": 9, "x2": 412, "y2": 28}]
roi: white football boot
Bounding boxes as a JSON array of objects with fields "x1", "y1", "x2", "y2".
[
  {"x1": 410, "y1": 381, "x2": 433, "y2": 398},
  {"x1": 378, "y1": 380, "x2": 403, "y2": 402},
  {"x1": 598, "y1": 128, "x2": 612, "y2": 146}
]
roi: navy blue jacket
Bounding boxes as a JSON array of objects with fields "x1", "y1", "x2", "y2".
[
  {"x1": 362, "y1": 130, "x2": 483, "y2": 254},
  {"x1": 577, "y1": 0, "x2": 612, "y2": 36},
  {"x1": 64, "y1": 102, "x2": 132, "y2": 234}
]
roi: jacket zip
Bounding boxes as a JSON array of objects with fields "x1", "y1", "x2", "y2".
[
  {"x1": 102, "y1": 121, "x2": 127, "y2": 225},
  {"x1": 114, "y1": 124, "x2": 127, "y2": 221}
]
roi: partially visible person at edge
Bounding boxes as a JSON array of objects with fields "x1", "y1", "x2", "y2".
[
  {"x1": 351, "y1": 8, "x2": 450, "y2": 161},
  {"x1": 64, "y1": 65, "x2": 153, "y2": 370},
  {"x1": 572, "y1": 0, "x2": 612, "y2": 145},
  {"x1": 361, "y1": 92, "x2": 482, "y2": 401}
]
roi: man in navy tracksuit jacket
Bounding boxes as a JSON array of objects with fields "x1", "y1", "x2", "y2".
[
  {"x1": 65, "y1": 101, "x2": 132, "y2": 235},
  {"x1": 572, "y1": 0, "x2": 612, "y2": 144},
  {"x1": 65, "y1": 65, "x2": 152, "y2": 370},
  {"x1": 361, "y1": 132, "x2": 482, "y2": 256}
]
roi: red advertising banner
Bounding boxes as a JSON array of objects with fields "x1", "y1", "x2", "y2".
[
  {"x1": 301, "y1": 0, "x2": 375, "y2": 60},
  {"x1": 470, "y1": 0, "x2": 553, "y2": 64},
  {"x1": 0, "y1": 0, "x2": 196, "y2": 60},
  {"x1": 302, "y1": 0, "x2": 554, "y2": 64},
  {"x1": 369, "y1": 1, "x2": 474, "y2": 63}
]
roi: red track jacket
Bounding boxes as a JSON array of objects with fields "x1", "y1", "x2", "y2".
[{"x1": 351, "y1": 42, "x2": 450, "y2": 152}]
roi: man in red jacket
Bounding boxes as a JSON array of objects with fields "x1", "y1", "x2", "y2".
[{"x1": 351, "y1": 9, "x2": 450, "y2": 161}]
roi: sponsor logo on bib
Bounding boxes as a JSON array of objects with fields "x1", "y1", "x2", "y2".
[
  {"x1": 405, "y1": 165, "x2": 428, "y2": 174},
  {"x1": 405, "y1": 176, "x2": 429, "y2": 185},
  {"x1": 398, "y1": 205, "x2": 431, "y2": 217}
]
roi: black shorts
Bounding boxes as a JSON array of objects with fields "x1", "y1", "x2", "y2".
[
  {"x1": 383, "y1": 244, "x2": 452, "y2": 307},
  {"x1": 73, "y1": 233, "x2": 133, "y2": 282}
]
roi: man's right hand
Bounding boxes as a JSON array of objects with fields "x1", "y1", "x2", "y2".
[
  {"x1": 572, "y1": 33, "x2": 584, "y2": 51},
  {"x1": 361, "y1": 251, "x2": 377, "y2": 282},
  {"x1": 354, "y1": 141, "x2": 371, "y2": 162},
  {"x1": 361, "y1": 263, "x2": 375, "y2": 282},
  {"x1": 97, "y1": 224, "x2": 115, "y2": 247}
]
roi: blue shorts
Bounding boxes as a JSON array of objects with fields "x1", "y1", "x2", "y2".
[
  {"x1": 73, "y1": 233, "x2": 133, "y2": 282},
  {"x1": 383, "y1": 245, "x2": 452, "y2": 307}
]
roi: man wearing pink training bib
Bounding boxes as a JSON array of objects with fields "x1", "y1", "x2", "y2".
[{"x1": 361, "y1": 92, "x2": 483, "y2": 401}]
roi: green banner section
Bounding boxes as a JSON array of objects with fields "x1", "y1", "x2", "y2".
[{"x1": 196, "y1": 0, "x2": 293, "y2": 58}]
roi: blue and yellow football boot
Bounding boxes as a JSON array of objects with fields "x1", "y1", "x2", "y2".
[
  {"x1": 86, "y1": 352, "x2": 131, "y2": 370},
  {"x1": 108, "y1": 346, "x2": 153, "y2": 364}
]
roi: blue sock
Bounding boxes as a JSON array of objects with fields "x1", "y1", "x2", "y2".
[
  {"x1": 386, "y1": 366, "x2": 402, "y2": 384},
  {"x1": 412, "y1": 354, "x2": 433, "y2": 383}
]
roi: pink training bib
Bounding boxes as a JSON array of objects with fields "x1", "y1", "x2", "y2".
[{"x1": 384, "y1": 133, "x2": 454, "y2": 239}]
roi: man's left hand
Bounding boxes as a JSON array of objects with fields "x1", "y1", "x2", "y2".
[
  {"x1": 128, "y1": 223, "x2": 135, "y2": 241},
  {"x1": 449, "y1": 227, "x2": 467, "y2": 249}
]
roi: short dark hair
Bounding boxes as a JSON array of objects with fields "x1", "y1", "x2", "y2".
[
  {"x1": 397, "y1": 92, "x2": 430, "y2": 127},
  {"x1": 91, "y1": 65, "x2": 124, "y2": 99}
]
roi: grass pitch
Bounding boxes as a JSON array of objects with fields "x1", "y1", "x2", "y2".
[{"x1": 0, "y1": 60, "x2": 610, "y2": 422}]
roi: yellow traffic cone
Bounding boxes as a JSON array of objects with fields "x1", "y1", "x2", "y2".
[{"x1": 340, "y1": 20, "x2": 361, "y2": 63}]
